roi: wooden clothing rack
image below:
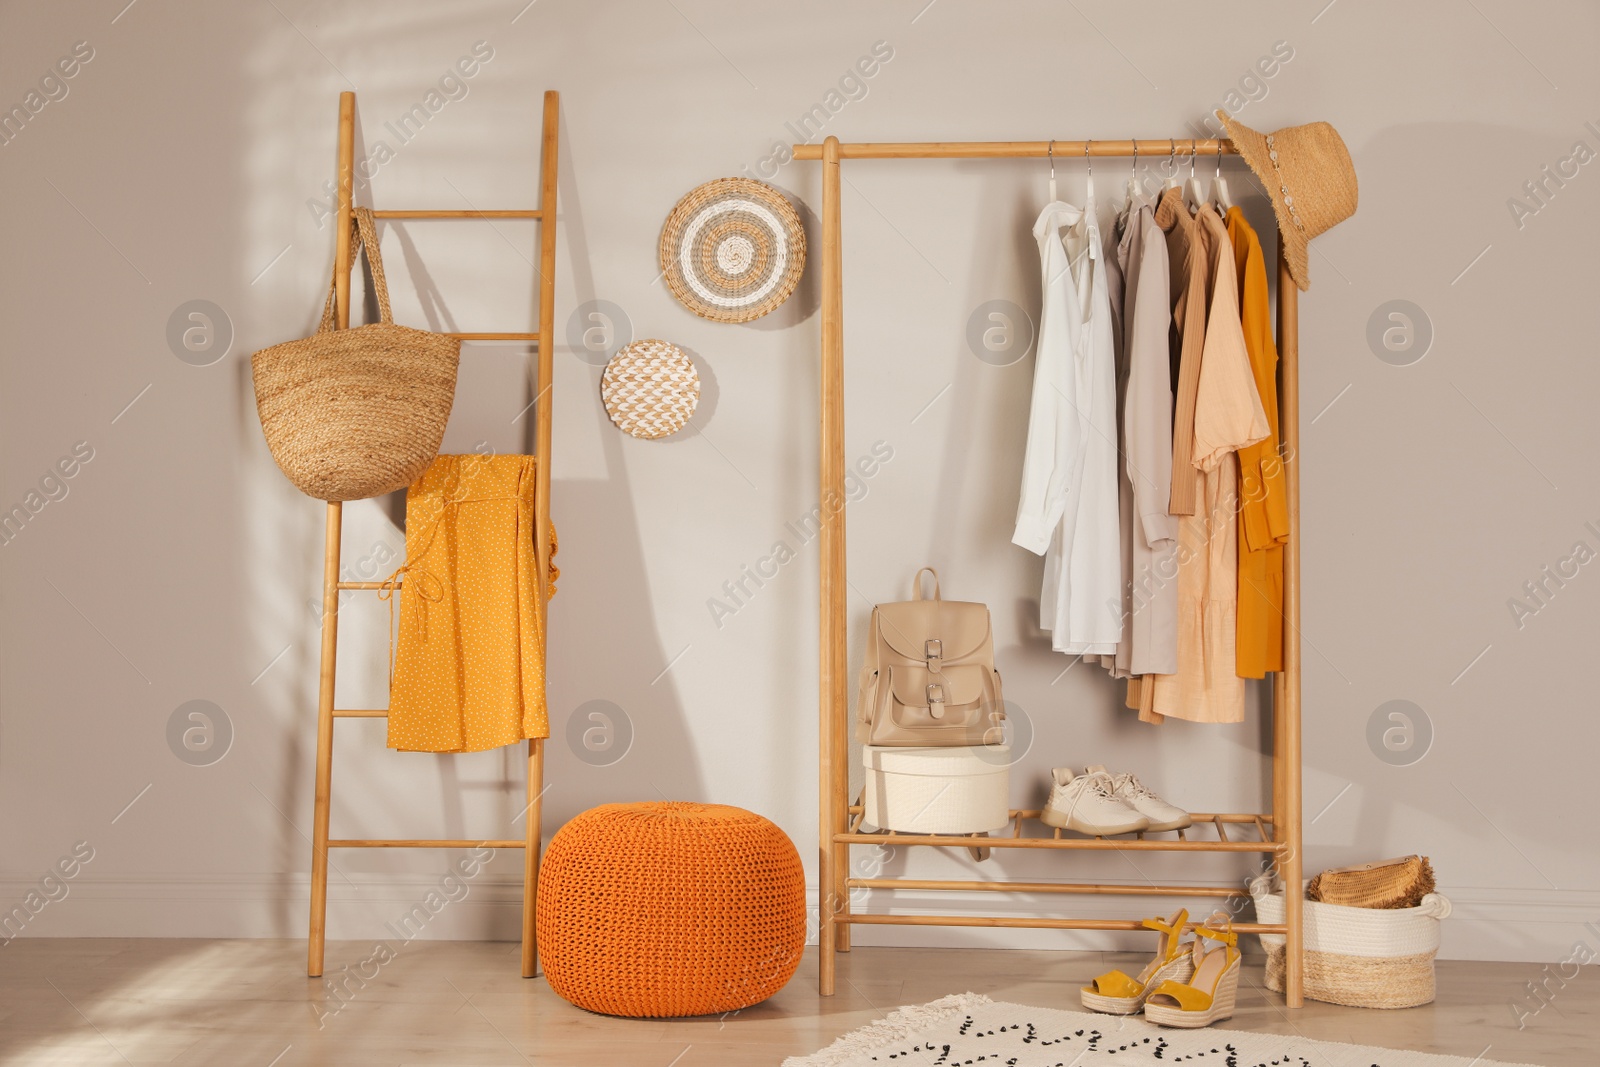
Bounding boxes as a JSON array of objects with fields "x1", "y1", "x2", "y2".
[
  {"x1": 306, "y1": 90, "x2": 560, "y2": 979},
  {"x1": 792, "y1": 135, "x2": 1307, "y2": 1006}
]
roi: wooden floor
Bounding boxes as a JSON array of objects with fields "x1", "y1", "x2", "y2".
[{"x1": 0, "y1": 939, "x2": 1590, "y2": 1065}]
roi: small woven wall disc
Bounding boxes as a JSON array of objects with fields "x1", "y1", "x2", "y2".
[
  {"x1": 601, "y1": 339, "x2": 700, "y2": 439},
  {"x1": 659, "y1": 177, "x2": 806, "y2": 323}
]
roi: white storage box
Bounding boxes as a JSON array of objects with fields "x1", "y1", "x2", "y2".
[{"x1": 861, "y1": 745, "x2": 1010, "y2": 834}]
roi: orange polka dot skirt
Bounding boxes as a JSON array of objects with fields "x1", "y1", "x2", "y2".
[
  {"x1": 384, "y1": 454, "x2": 558, "y2": 753},
  {"x1": 537, "y1": 802, "x2": 807, "y2": 1017}
]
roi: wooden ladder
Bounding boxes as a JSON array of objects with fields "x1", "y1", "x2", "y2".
[{"x1": 306, "y1": 89, "x2": 559, "y2": 979}]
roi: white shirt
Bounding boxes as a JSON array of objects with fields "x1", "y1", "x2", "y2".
[{"x1": 1013, "y1": 196, "x2": 1124, "y2": 656}]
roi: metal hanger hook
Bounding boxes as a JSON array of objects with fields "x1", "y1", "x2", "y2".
[
  {"x1": 1216, "y1": 137, "x2": 1223, "y2": 179},
  {"x1": 1084, "y1": 138, "x2": 1092, "y2": 177},
  {"x1": 1191, "y1": 138, "x2": 1198, "y2": 179},
  {"x1": 1048, "y1": 139, "x2": 1055, "y2": 182}
]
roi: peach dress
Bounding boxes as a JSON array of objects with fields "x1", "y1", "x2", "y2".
[{"x1": 1148, "y1": 206, "x2": 1268, "y2": 724}]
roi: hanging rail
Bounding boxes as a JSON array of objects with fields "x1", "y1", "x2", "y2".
[{"x1": 791, "y1": 138, "x2": 1237, "y2": 160}]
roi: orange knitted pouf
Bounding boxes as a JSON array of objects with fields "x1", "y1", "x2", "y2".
[{"x1": 536, "y1": 801, "x2": 807, "y2": 1017}]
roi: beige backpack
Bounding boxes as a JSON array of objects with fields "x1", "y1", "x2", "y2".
[{"x1": 857, "y1": 568, "x2": 1006, "y2": 747}]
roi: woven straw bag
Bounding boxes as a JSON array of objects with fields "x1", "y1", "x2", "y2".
[
  {"x1": 1251, "y1": 874, "x2": 1451, "y2": 1009},
  {"x1": 252, "y1": 208, "x2": 460, "y2": 501}
]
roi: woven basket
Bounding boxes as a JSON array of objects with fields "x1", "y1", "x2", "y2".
[
  {"x1": 252, "y1": 207, "x2": 459, "y2": 501},
  {"x1": 659, "y1": 177, "x2": 806, "y2": 323},
  {"x1": 1263, "y1": 947, "x2": 1438, "y2": 1009},
  {"x1": 536, "y1": 801, "x2": 806, "y2": 1018},
  {"x1": 1251, "y1": 874, "x2": 1450, "y2": 1009}
]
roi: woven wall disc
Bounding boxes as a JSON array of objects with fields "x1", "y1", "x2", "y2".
[
  {"x1": 659, "y1": 177, "x2": 806, "y2": 323},
  {"x1": 601, "y1": 339, "x2": 700, "y2": 440}
]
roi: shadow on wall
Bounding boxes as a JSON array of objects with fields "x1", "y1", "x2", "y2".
[{"x1": 505, "y1": 99, "x2": 708, "y2": 829}]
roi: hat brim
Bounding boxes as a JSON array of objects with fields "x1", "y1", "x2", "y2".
[{"x1": 1217, "y1": 111, "x2": 1310, "y2": 291}]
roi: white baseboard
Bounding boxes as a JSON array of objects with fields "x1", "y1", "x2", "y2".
[{"x1": 3, "y1": 875, "x2": 1595, "y2": 964}]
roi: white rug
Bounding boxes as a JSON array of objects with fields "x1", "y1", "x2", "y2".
[{"x1": 783, "y1": 993, "x2": 1545, "y2": 1067}]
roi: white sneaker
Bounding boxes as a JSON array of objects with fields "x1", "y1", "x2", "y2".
[
  {"x1": 1086, "y1": 765, "x2": 1192, "y2": 832},
  {"x1": 1041, "y1": 768, "x2": 1149, "y2": 836}
]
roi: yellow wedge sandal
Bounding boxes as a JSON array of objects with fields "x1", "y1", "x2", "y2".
[
  {"x1": 1079, "y1": 908, "x2": 1195, "y2": 1015},
  {"x1": 1142, "y1": 912, "x2": 1241, "y2": 1028}
]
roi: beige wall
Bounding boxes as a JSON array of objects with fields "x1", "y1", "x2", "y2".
[{"x1": 2, "y1": 0, "x2": 1596, "y2": 964}]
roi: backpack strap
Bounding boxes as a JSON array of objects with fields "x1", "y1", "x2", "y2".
[{"x1": 911, "y1": 567, "x2": 941, "y2": 600}]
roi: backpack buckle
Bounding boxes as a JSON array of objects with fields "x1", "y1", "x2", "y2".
[
  {"x1": 925, "y1": 682, "x2": 947, "y2": 718},
  {"x1": 925, "y1": 638, "x2": 943, "y2": 672}
]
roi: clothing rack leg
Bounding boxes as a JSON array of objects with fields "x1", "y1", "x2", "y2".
[
  {"x1": 1272, "y1": 674, "x2": 1287, "y2": 831},
  {"x1": 1277, "y1": 244, "x2": 1305, "y2": 1008},
  {"x1": 817, "y1": 135, "x2": 846, "y2": 996}
]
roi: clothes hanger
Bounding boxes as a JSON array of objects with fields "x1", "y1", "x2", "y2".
[
  {"x1": 1165, "y1": 138, "x2": 1179, "y2": 190},
  {"x1": 1211, "y1": 137, "x2": 1234, "y2": 212},
  {"x1": 1125, "y1": 139, "x2": 1140, "y2": 209},
  {"x1": 1082, "y1": 140, "x2": 1098, "y2": 261},
  {"x1": 1185, "y1": 138, "x2": 1206, "y2": 211},
  {"x1": 1048, "y1": 139, "x2": 1057, "y2": 203}
]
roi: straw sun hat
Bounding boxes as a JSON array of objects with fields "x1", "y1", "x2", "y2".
[{"x1": 1215, "y1": 110, "x2": 1357, "y2": 290}]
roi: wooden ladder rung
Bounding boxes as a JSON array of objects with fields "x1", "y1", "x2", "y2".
[
  {"x1": 370, "y1": 209, "x2": 541, "y2": 219},
  {"x1": 329, "y1": 838, "x2": 526, "y2": 849},
  {"x1": 447, "y1": 332, "x2": 542, "y2": 341},
  {"x1": 336, "y1": 581, "x2": 393, "y2": 590},
  {"x1": 332, "y1": 709, "x2": 387, "y2": 718}
]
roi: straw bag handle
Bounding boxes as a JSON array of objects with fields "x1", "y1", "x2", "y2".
[{"x1": 315, "y1": 207, "x2": 395, "y2": 333}]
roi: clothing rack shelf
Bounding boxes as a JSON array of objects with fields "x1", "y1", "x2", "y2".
[
  {"x1": 798, "y1": 134, "x2": 1305, "y2": 1006},
  {"x1": 305, "y1": 90, "x2": 560, "y2": 980},
  {"x1": 844, "y1": 801, "x2": 1278, "y2": 853}
]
